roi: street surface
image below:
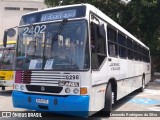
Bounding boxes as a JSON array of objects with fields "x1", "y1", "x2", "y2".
[{"x1": 0, "y1": 82, "x2": 160, "y2": 120}]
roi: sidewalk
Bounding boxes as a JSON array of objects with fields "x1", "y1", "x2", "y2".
[
  {"x1": 147, "y1": 72, "x2": 160, "y2": 90},
  {"x1": 146, "y1": 82, "x2": 160, "y2": 90}
]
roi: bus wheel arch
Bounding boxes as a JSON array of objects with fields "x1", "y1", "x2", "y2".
[
  {"x1": 139, "y1": 73, "x2": 145, "y2": 92},
  {"x1": 142, "y1": 73, "x2": 145, "y2": 91},
  {"x1": 103, "y1": 78, "x2": 117, "y2": 116},
  {"x1": 108, "y1": 78, "x2": 117, "y2": 104}
]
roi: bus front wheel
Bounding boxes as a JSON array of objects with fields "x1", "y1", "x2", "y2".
[{"x1": 103, "y1": 83, "x2": 112, "y2": 116}]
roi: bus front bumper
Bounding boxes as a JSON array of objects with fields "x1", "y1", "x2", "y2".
[{"x1": 12, "y1": 90, "x2": 89, "y2": 117}]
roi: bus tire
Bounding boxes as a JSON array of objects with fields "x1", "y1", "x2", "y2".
[
  {"x1": 139, "y1": 76, "x2": 145, "y2": 92},
  {"x1": 103, "y1": 83, "x2": 112, "y2": 116}
]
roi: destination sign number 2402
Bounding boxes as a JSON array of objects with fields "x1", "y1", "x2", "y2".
[{"x1": 23, "y1": 25, "x2": 46, "y2": 35}]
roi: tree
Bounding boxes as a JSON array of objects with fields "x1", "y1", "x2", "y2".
[{"x1": 123, "y1": 0, "x2": 160, "y2": 56}]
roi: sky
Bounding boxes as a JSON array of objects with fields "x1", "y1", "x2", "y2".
[{"x1": 120, "y1": 0, "x2": 131, "y2": 4}]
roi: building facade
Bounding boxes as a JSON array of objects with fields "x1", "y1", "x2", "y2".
[{"x1": 0, "y1": 0, "x2": 47, "y2": 41}]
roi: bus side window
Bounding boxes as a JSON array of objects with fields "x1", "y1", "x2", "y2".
[
  {"x1": 107, "y1": 26, "x2": 118, "y2": 57},
  {"x1": 127, "y1": 38, "x2": 133, "y2": 60},
  {"x1": 90, "y1": 22, "x2": 106, "y2": 70},
  {"x1": 118, "y1": 33, "x2": 127, "y2": 58}
]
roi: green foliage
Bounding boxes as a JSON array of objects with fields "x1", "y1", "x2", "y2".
[
  {"x1": 44, "y1": 0, "x2": 59, "y2": 7},
  {"x1": 44, "y1": 0, "x2": 160, "y2": 56}
]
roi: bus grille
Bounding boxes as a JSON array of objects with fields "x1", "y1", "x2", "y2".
[
  {"x1": 19, "y1": 71, "x2": 75, "y2": 85},
  {"x1": 26, "y1": 85, "x2": 63, "y2": 93},
  {"x1": 17, "y1": 71, "x2": 79, "y2": 94}
]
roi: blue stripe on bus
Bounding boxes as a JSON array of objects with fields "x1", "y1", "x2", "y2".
[{"x1": 12, "y1": 90, "x2": 89, "y2": 117}]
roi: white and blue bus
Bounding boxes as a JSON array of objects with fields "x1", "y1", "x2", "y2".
[{"x1": 11, "y1": 4, "x2": 151, "y2": 117}]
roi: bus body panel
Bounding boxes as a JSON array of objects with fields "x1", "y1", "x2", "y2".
[
  {"x1": 12, "y1": 90, "x2": 89, "y2": 117},
  {"x1": 88, "y1": 4, "x2": 151, "y2": 111}
]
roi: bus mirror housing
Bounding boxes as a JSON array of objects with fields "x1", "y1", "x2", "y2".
[
  {"x1": 3, "y1": 27, "x2": 17, "y2": 47},
  {"x1": 7, "y1": 28, "x2": 16, "y2": 37},
  {"x1": 3, "y1": 26, "x2": 17, "y2": 47},
  {"x1": 99, "y1": 24, "x2": 106, "y2": 38},
  {"x1": 3, "y1": 30, "x2": 8, "y2": 47}
]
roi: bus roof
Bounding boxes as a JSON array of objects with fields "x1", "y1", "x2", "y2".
[{"x1": 21, "y1": 3, "x2": 149, "y2": 50}]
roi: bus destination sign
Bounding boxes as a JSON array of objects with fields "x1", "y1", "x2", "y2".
[
  {"x1": 41, "y1": 9, "x2": 76, "y2": 22},
  {"x1": 20, "y1": 6, "x2": 86, "y2": 25}
]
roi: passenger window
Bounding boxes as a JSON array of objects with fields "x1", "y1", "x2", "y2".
[
  {"x1": 128, "y1": 49, "x2": 133, "y2": 59},
  {"x1": 127, "y1": 38, "x2": 133, "y2": 60},
  {"x1": 118, "y1": 33, "x2": 127, "y2": 58},
  {"x1": 127, "y1": 38, "x2": 133, "y2": 49},
  {"x1": 90, "y1": 21, "x2": 106, "y2": 70},
  {"x1": 134, "y1": 52, "x2": 138, "y2": 60},
  {"x1": 108, "y1": 27, "x2": 117, "y2": 43},
  {"x1": 108, "y1": 42, "x2": 117, "y2": 57},
  {"x1": 107, "y1": 26, "x2": 118, "y2": 57},
  {"x1": 118, "y1": 33, "x2": 126, "y2": 46},
  {"x1": 119, "y1": 47, "x2": 127, "y2": 58}
]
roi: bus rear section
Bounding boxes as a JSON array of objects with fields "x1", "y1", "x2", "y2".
[{"x1": 0, "y1": 71, "x2": 14, "y2": 89}]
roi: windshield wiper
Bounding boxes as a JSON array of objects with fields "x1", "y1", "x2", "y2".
[
  {"x1": 52, "y1": 19, "x2": 68, "y2": 41},
  {"x1": 42, "y1": 19, "x2": 68, "y2": 68},
  {"x1": 50, "y1": 19, "x2": 68, "y2": 51}
]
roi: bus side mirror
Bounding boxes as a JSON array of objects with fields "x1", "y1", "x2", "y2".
[
  {"x1": 99, "y1": 24, "x2": 106, "y2": 38},
  {"x1": 3, "y1": 27, "x2": 17, "y2": 47},
  {"x1": 3, "y1": 30, "x2": 8, "y2": 47}
]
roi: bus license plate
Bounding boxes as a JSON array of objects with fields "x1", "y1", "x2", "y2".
[{"x1": 36, "y1": 98, "x2": 49, "y2": 104}]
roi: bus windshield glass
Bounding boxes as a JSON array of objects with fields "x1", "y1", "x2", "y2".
[
  {"x1": 0, "y1": 45, "x2": 15, "y2": 70},
  {"x1": 16, "y1": 20, "x2": 89, "y2": 70}
]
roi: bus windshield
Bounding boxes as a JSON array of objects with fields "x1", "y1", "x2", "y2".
[{"x1": 16, "y1": 20, "x2": 89, "y2": 70}]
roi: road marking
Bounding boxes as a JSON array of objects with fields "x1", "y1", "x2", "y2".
[{"x1": 129, "y1": 98, "x2": 160, "y2": 105}]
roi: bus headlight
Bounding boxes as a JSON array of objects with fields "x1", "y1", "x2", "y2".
[
  {"x1": 73, "y1": 88, "x2": 79, "y2": 94},
  {"x1": 20, "y1": 85, "x2": 24, "y2": 90},
  {"x1": 65, "y1": 88, "x2": 71, "y2": 93}
]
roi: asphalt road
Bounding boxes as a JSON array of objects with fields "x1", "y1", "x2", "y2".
[{"x1": 0, "y1": 82, "x2": 160, "y2": 120}]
